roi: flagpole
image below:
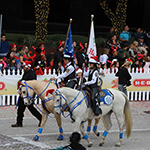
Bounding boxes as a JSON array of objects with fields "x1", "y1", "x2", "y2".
[
  {"x1": 87, "y1": 14, "x2": 94, "y2": 48},
  {"x1": 65, "y1": 18, "x2": 73, "y2": 44}
]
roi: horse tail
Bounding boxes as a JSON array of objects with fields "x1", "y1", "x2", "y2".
[{"x1": 121, "y1": 92, "x2": 132, "y2": 138}]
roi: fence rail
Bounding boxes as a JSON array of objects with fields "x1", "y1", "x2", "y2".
[
  {"x1": 0, "y1": 67, "x2": 150, "y2": 106},
  {"x1": 0, "y1": 90, "x2": 150, "y2": 107}
]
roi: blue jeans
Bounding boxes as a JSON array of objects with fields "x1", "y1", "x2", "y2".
[{"x1": 118, "y1": 84, "x2": 127, "y2": 96}]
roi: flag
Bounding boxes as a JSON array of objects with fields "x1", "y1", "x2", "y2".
[
  {"x1": 87, "y1": 16, "x2": 97, "y2": 58},
  {"x1": 64, "y1": 25, "x2": 74, "y2": 59}
]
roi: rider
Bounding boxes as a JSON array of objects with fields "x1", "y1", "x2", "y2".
[
  {"x1": 50, "y1": 53, "x2": 78, "y2": 89},
  {"x1": 76, "y1": 67, "x2": 86, "y2": 88},
  {"x1": 83, "y1": 56, "x2": 102, "y2": 116}
]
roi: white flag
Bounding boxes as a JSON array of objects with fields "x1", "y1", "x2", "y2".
[{"x1": 87, "y1": 19, "x2": 97, "y2": 58}]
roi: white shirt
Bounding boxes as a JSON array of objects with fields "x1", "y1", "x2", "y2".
[
  {"x1": 55, "y1": 62, "x2": 75, "y2": 80},
  {"x1": 84, "y1": 69, "x2": 98, "y2": 85},
  {"x1": 99, "y1": 54, "x2": 108, "y2": 64}
]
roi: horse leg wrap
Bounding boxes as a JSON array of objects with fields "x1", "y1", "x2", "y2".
[
  {"x1": 59, "y1": 127, "x2": 63, "y2": 133},
  {"x1": 102, "y1": 130, "x2": 108, "y2": 137},
  {"x1": 58, "y1": 135, "x2": 63, "y2": 140},
  {"x1": 84, "y1": 134, "x2": 89, "y2": 140},
  {"x1": 38, "y1": 128, "x2": 43, "y2": 134},
  {"x1": 34, "y1": 135, "x2": 39, "y2": 141},
  {"x1": 87, "y1": 126, "x2": 91, "y2": 132},
  {"x1": 93, "y1": 126, "x2": 97, "y2": 132},
  {"x1": 119, "y1": 132, "x2": 123, "y2": 139}
]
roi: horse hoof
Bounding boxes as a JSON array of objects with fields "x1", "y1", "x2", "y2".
[
  {"x1": 33, "y1": 135, "x2": 39, "y2": 141},
  {"x1": 115, "y1": 144, "x2": 121, "y2": 147},
  {"x1": 99, "y1": 142, "x2": 104, "y2": 146},
  {"x1": 57, "y1": 135, "x2": 63, "y2": 140},
  {"x1": 96, "y1": 132, "x2": 100, "y2": 137},
  {"x1": 88, "y1": 142, "x2": 93, "y2": 147}
]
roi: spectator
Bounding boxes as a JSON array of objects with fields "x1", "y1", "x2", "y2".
[
  {"x1": 34, "y1": 55, "x2": 47, "y2": 75},
  {"x1": 0, "y1": 56, "x2": 7, "y2": 72},
  {"x1": 19, "y1": 46, "x2": 32, "y2": 67},
  {"x1": 107, "y1": 34, "x2": 120, "y2": 56},
  {"x1": 53, "y1": 132, "x2": 86, "y2": 150},
  {"x1": 144, "y1": 31, "x2": 150, "y2": 50},
  {"x1": 6, "y1": 43, "x2": 17, "y2": 61},
  {"x1": 119, "y1": 25, "x2": 131, "y2": 48},
  {"x1": 84, "y1": 42, "x2": 88, "y2": 52},
  {"x1": 138, "y1": 36, "x2": 148, "y2": 56},
  {"x1": 117, "y1": 42, "x2": 130, "y2": 68},
  {"x1": 134, "y1": 27, "x2": 143, "y2": 41},
  {"x1": 5, "y1": 57, "x2": 17, "y2": 75},
  {"x1": 53, "y1": 42, "x2": 64, "y2": 75},
  {"x1": 76, "y1": 42, "x2": 85, "y2": 68},
  {"x1": 11, "y1": 62, "x2": 42, "y2": 127},
  {"x1": 37, "y1": 41, "x2": 45, "y2": 55},
  {"x1": 99, "y1": 48, "x2": 109, "y2": 64},
  {"x1": 128, "y1": 44, "x2": 135, "y2": 58},
  {"x1": 133, "y1": 41, "x2": 141, "y2": 55},
  {"x1": 107, "y1": 49, "x2": 118, "y2": 68},
  {"x1": 0, "y1": 34, "x2": 10, "y2": 57},
  {"x1": 106, "y1": 27, "x2": 116, "y2": 41},
  {"x1": 115, "y1": 61, "x2": 132, "y2": 96}
]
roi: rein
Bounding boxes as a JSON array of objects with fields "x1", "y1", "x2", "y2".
[
  {"x1": 21, "y1": 80, "x2": 55, "y2": 118},
  {"x1": 22, "y1": 80, "x2": 51, "y2": 100}
]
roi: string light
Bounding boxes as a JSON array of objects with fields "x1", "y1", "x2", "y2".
[
  {"x1": 34, "y1": 0, "x2": 50, "y2": 41},
  {"x1": 99, "y1": 0, "x2": 128, "y2": 37}
]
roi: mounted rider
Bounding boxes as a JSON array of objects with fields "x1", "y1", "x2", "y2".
[
  {"x1": 50, "y1": 52, "x2": 78, "y2": 89},
  {"x1": 83, "y1": 56, "x2": 102, "y2": 116}
]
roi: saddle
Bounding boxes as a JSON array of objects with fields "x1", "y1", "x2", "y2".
[{"x1": 83, "y1": 85, "x2": 102, "y2": 107}]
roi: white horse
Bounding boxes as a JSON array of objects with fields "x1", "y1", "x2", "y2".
[
  {"x1": 47, "y1": 87, "x2": 132, "y2": 147},
  {"x1": 20, "y1": 80, "x2": 100, "y2": 141}
]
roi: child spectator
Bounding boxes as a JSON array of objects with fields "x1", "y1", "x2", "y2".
[
  {"x1": 129, "y1": 44, "x2": 135, "y2": 58},
  {"x1": 0, "y1": 56, "x2": 7, "y2": 72},
  {"x1": 6, "y1": 57, "x2": 17, "y2": 75},
  {"x1": 99, "y1": 48, "x2": 109, "y2": 64},
  {"x1": 34, "y1": 55, "x2": 47, "y2": 75}
]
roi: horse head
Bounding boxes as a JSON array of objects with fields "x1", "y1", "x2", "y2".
[
  {"x1": 20, "y1": 81, "x2": 35, "y2": 106},
  {"x1": 46, "y1": 89, "x2": 66, "y2": 115}
]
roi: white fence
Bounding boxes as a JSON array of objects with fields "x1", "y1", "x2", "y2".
[{"x1": 0, "y1": 67, "x2": 150, "y2": 106}]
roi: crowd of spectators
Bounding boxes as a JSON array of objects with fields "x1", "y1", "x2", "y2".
[{"x1": 0, "y1": 26, "x2": 150, "y2": 76}]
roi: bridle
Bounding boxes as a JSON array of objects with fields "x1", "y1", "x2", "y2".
[
  {"x1": 54, "y1": 89, "x2": 87, "y2": 118},
  {"x1": 22, "y1": 80, "x2": 51, "y2": 101}
]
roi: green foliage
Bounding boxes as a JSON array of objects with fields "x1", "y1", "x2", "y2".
[{"x1": 5, "y1": 33, "x2": 107, "y2": 48}]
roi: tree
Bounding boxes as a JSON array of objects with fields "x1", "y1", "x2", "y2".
[
  {"x1": 34, "y1": 0, "x2": 50, "y2": 41},
  {"x1": 99, "y1": 0, "x2": 128, "y2": 37}
]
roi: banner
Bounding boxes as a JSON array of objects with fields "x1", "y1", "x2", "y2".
[
  {"x1": 87, "y1": 15, "x2": 97, "y2": 58},
  {"x1": 100, "y1": 73, "x2": 150, "y2": 91},
  {"x1": 0, "y1": 72, "x2": 150, "y2": 95},
  {"x1": 0, "y1": 75, "x2": 54, "y2": 95}
]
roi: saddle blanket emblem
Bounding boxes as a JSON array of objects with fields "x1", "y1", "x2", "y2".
[{"x1": 100, "y1": 89, "x2": 113, "y2": 105}]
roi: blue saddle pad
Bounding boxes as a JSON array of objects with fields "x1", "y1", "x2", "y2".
[{"x1": 100, "y1": 89, "x2": 113, "y2": 105}]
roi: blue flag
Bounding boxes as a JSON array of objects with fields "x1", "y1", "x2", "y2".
[{"x1": 64, "y1": 26, "x2": 74, "y2": 58}]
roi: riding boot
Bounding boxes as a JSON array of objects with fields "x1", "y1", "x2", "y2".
[{"x1": 91, "y1": 86, "x2": 102, "y2": 116}]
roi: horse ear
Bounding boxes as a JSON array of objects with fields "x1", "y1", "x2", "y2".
[{"x1": 46, "y1": 89, "x2": 55, "y2": 96}]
